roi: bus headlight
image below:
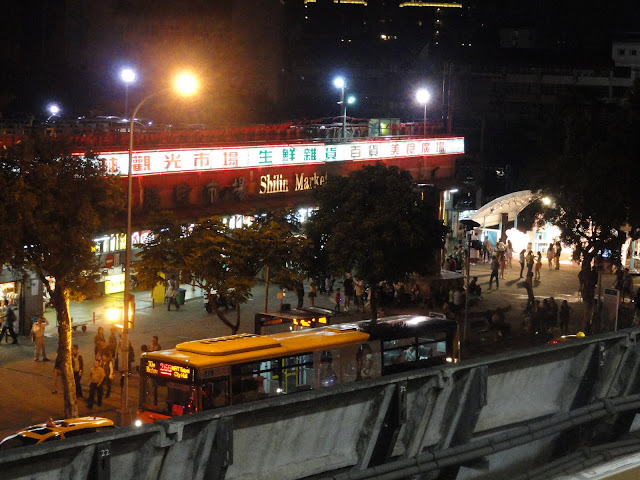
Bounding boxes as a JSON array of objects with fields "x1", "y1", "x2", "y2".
[
  {"x1": 446, "y1": 357, "x2": 453, "y2": 363},
  {"x1": 134, "y1": 419, "x2": 143, "y2": 427}
]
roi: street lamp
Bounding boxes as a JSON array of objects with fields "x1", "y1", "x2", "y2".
[
  {"x1": 120, "y1": 68, "x2": 136, "y2": 119},
  {"x1": 416, "y1": 88, "x2": 431, "y2": 136},
  {"x1": 333, "y1": 77, "x2": 346, "y2": 138},
  {"x1": 47, "y1": 103, "x2": 61, "y2": 121},
  {"x1": 120, "y1": 71, "x2": 198, "y2": 426}
]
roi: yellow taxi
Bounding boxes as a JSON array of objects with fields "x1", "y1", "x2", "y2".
[{"x1": 0, "y1": 417, "x2": 115, "y2": 450}]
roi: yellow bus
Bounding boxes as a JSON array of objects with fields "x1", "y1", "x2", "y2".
[{"x1": 137, "y1": 314, "x2": 459, "y2": 423}]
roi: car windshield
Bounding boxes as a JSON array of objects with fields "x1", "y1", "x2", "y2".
[{"x1": 0, "y1": 435, "x2": 41, "y2": 450}]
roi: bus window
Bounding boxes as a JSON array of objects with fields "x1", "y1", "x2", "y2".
[
  {"x1": 232, "y1": 361, "x2": 280, "y2": 404},
  {"x1": 142, "y1": 378, "x2": 195, "y2": 416},
  {"x1": 355, "y1": 343, "x2": 381, "y2": 381},
  {"x1": 417, "y1": 334, "x2": 447, "y2": 360},
  {"x1": 201, "y1": 377, "x2": 230, "y2": 410},
  {"x1": 382, "y1": 338, "x2": 417, "y2": 367},
  {"x1": 316, "y1": 350, "x2": 339, "y2": 388},
  {"x1": 281, "y1": 354, "x2": 314, "y2": 393}
]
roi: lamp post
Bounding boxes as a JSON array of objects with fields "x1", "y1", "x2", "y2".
[
  {"x1": 120, "y1": 68, "x2": 136, "y2": 119},
  {"x1": 47, "y1": 103, "x2": 60, "y2": 122},
  {"x1": 119, "y1": 72, "x2": 198, "y2": 426},
  {"x1": 333, "y1": 77, "x2": 346, "y2": 138},
  {"x1": 416, "y1": 88, "x2": 431, "y2": 136}
]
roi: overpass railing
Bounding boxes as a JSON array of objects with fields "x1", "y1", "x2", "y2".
[{"x1": 3, "y1": 328, "x2": 640, "y2": 480}]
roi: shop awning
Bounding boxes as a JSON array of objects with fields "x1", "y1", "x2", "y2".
[{"x1": 470, "y1": 190, "x2": 536, "y2": 228}]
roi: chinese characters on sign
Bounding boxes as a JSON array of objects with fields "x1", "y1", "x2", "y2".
[{"x1": 99, "y1": 138, "x2": 464, "y2": 176}]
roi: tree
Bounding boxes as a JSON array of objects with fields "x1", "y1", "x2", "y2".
[
  {"x1": 0, "y1": 136, "x2": 124, "y2": 418},
  {"x1": 532, "y1": 82, "x2": 640, "y2": 327},
  {"x1": 305, "y1": 163, "x2": 446, "y2": 321},
  {"x1": 135, "y1": 211, "x2": 308, "y2": 333}
]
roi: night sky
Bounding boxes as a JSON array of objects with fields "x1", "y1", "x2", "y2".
[{"x1": 1, "y1": 0, "x2": 638, "y2": 123}]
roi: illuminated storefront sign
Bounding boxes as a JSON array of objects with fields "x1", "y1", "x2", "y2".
[
  {"x1": 104, "y1": 274, "x2": 125, "y2": 295},
  {"x1": 98, "y1": 137, "x2": 465, "y2": 176},
  {"x1": 145, "y1": 360, "x2": 191, "y2": 380},
  {"x1": 259, "y1": 171, "x2": 328, "y2": 195}
]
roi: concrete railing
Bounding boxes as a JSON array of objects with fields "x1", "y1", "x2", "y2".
[{"x1": 2, "y1": 328, "x2": 640, "y2": 480}]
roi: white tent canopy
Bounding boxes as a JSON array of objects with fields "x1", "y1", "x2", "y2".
[{"x1": 470, "y1": 190, "x2": 536, "y2": 228}]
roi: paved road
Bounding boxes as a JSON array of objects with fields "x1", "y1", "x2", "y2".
[{"x1": 0, "y1": 261, "x2": 631, "y2": 438}]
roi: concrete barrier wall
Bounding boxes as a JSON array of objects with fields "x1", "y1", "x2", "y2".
[{"x1": 2, "y1": 329, "x2": 640, "y2": 480}]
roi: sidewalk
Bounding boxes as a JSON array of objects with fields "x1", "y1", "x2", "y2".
[{"x1": 0, "y1": 264, "x2": 613, "y2": 437}]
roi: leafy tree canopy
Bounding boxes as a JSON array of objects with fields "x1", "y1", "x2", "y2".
[
  {"x1": 306, "y1": 163, "x2": 446, "y2": 318},
  {"x1": 531, "y1": 81, "x2": 640, "y2": 267},
  {"x1": 0, "y1": 135, "x2": 124, "y2": 417},
  {"x1": 135, "y1": 210, "x2": 309, "y2": 333}
]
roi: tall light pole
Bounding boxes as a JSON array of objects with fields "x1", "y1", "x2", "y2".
[
  {"x1": 121, "y1": 68, "x2": 136, "y2": 119},
  {"x1": 416, "y1": 88, "x2": 431, "y2": 136},
  {"x1": 333, "y1": 77, "x2": 346, "y2": 138},
  {"x1": 47, "y1": 103, "x2": 61, "y2": 122},
  {"x1": 119, "y1": 72, "x2": 198, "y2": 426}
]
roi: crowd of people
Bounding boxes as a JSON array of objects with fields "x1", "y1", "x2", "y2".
[{"x1": 47, "y1": 326, "x2": 157, "y2": 409}]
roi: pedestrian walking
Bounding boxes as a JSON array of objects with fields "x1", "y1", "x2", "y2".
[
  {"x1": 489, "y1": 255, "x2": 500, "y2": 289},
  {"x1": 499, "y1": 252, "x2": 506, "y2": 279},
  {"x1": 295, "y1": 281, "x2": 305, "y2": 309},
  {"x1": 166, "y1": 274, "x2": 180, "y2": 311},
  {"x1": 31, "y1": 316, "x2": 50, "y2": 362},
  {"x1": 334, "y1": 288, "x2": 342, "y2": 312},
  {"x1": 72, "y1": 344, "x2": 84, "y2": 399},
  {"x1": 87, "y1": 358, "x2": 105, "y2": 408},
  {"x1": 94, "y1": 326, "x2": 105, "y2": 357},
  {"x1": 534, "y1": 252, "x2": 542, "y2": 281},
  {"x1": 483, "y1": 238, "x2": 491, "y2": 263},
  {"x1": 554, "y1": 242, "x2": 562, "y2": 270},
  {"x1": 0, "y1": 301, "x2": 19, "y2": 344},
  {"x1": 519, "y1": 249, "x2": 526, "y2": 278},
  {"x1": 506, "y1": 240, "x2": 513, "y2": 267},
  {"x1": 343, "y1": 274, "x2": 354, "y2": 311},
  {"x1": 101, "y1": 352, "x2": 114, "y2": 399},
  {"x1": 107, "y1": 326, "x2": 118, "y2": 358},
  {"x1": 308, "y1": 281, "x2": 317, "y2": 306},
  {"x1": 546, "y1": 246, "x2": 554, "y2": 270},
  {"x1": 526, "y1": 250, "x2": 535, "y2": 277}
]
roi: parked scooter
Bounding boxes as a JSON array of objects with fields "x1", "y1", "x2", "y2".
[{"x1": 204, "y1": 289, "x2": 236, "y2": 313}]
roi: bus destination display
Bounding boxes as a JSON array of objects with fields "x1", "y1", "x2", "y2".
[{"x1": 145, "y1": 360, "x2": 191, "y2": 380}]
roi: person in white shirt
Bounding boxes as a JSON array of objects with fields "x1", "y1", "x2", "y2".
[{"x1": 31, "y1": 316, "x2": 50, "y2": 362}]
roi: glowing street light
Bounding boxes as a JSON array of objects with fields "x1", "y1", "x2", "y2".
[
  {"x1": 47, "y1": 103, "x2": 61, "y2": 121},
  {"x1": 120, "y1": 71, "x2": 198, "y2": 426},
  {"x1": 333, "y1": 77, "x2": 347, "y2": 138},
  {"x1": 416, "y1": 88, "x2": 431, "y2": 136},
  {"x1": 120, "y1": 67, "x2": 136, "y2": 119}
]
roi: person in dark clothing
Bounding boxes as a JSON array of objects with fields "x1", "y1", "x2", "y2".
[
  {"x1": 296, "y1": 282, "x2": 305, "y2": 309},
  {"x1": 469, "y1": 277, "x2": 482, "y2": 297},
  {"x1": 343, "y1": 275, "x2": 354, "y2": 311},
  {"x1": 0, "y1": 302, "x2": 18, "y2": 344},
  {"x1": 489, "y1": 256, "x2": 500, "y2": 289},
  {"x1": 72, "y1": 344, "x2": 84, "y2": 399},
  {"x1": 519, "y1": 249, "x2": 526, "y2": 278}
]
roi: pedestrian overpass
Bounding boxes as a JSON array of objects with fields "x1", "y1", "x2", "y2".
[{"x1": 3, "y1": 328, "x2": 640, "y2": 479}]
